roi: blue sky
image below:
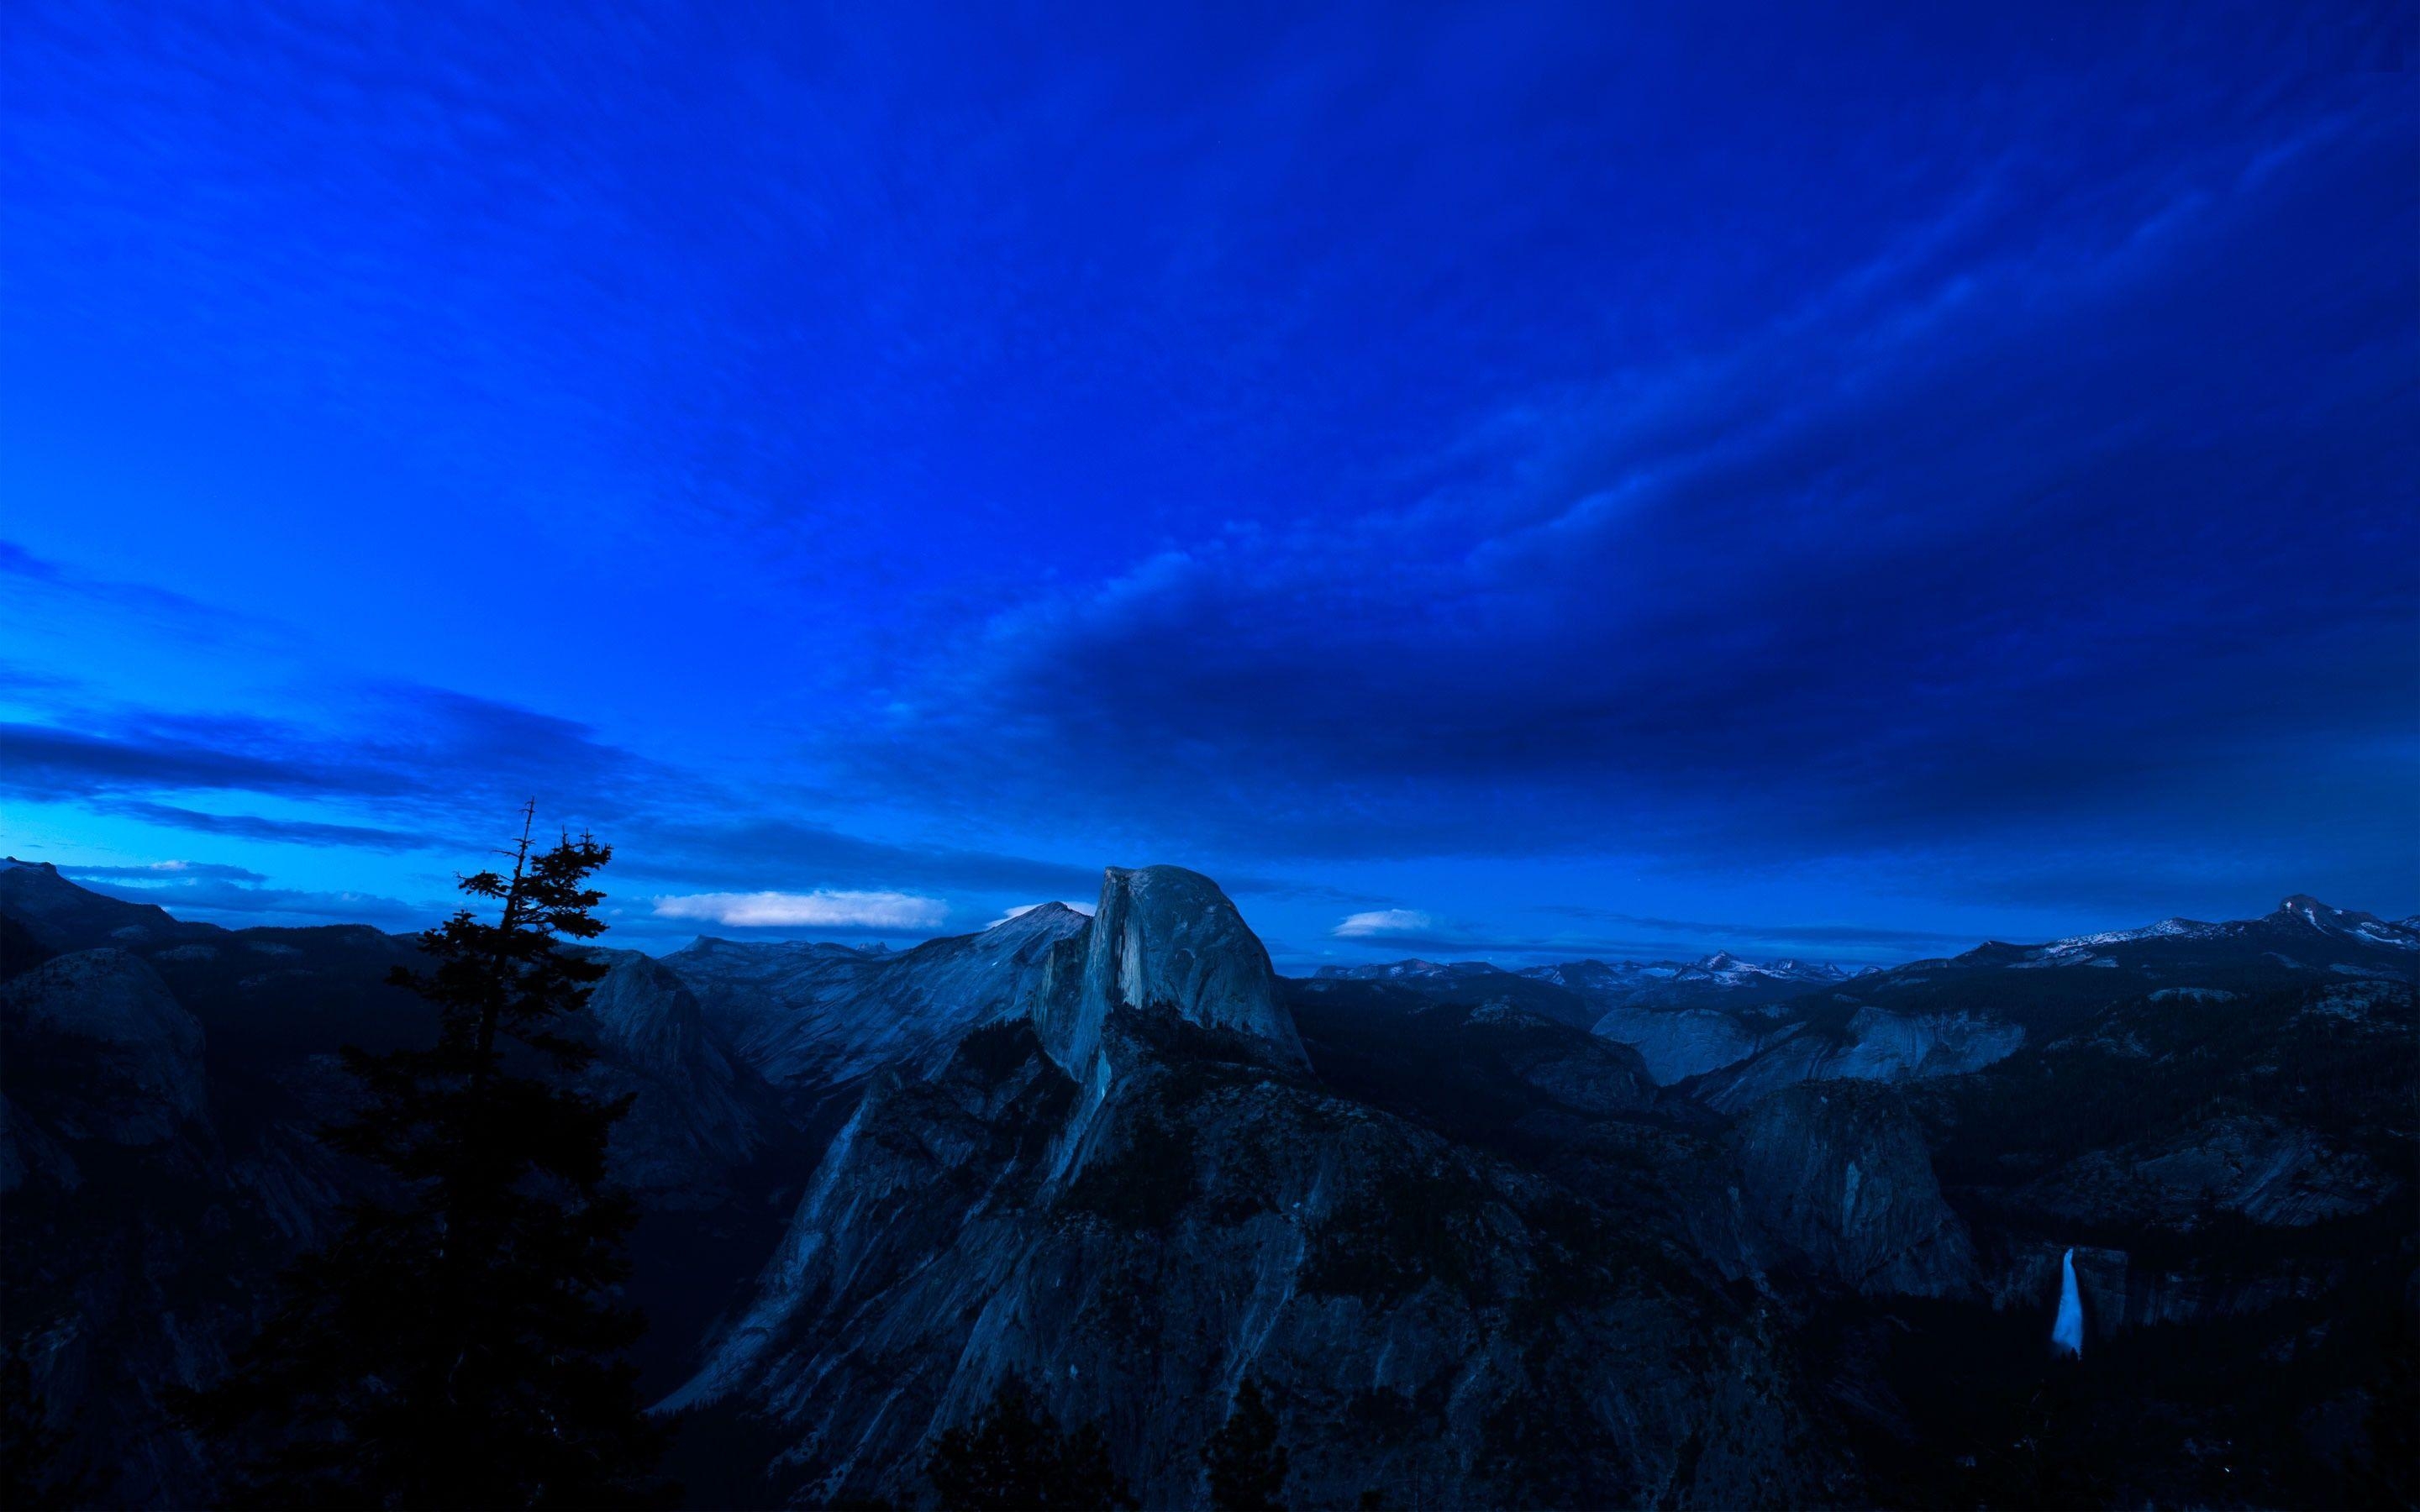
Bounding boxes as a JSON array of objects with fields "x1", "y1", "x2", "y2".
[{"x1": 3, "y1": 0, "x2": 2413, "y2": 968}]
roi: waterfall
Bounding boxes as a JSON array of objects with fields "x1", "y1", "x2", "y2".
[{"x1": 2050, "y1": 1247, "x2": 2085, "y2": 1357}]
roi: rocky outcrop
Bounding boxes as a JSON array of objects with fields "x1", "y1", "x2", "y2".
[
  {"x1": 1984, "y1": 1242, "x2": 2130, "y2": 1347},
  {"x1": 663, "y1": 1011, "x2": 1833, "y2": 1509},
  {"x1": 663, "y1": 871, "x2": 1827, "y2": 1507},
  {"x1": 1526, "y1": 954, "x2": 1851, "y2": 1016},
  {"x1": 1981, "y1": 1238, "x2": 2358, "y2": 1343},
  {"x1": 1681, "y1": 1009, "x2": 2025, "y2": 1111},
  {"x1": 1591, "y1": 1005, "x2": 1791, "y2": 1084},
  {"x1": 2012, "y1": 1113, "x2": 2394, "y2": 1231},
  {"x1": 1715, "y1": 1082, "x2": 1976, "y2": 1298},
  {"x1": 0, "y1": 948, "x2": 206, "y2": 1147},
  {"x1": 1307, "y1": 962, "x2": 1604, "y2": 1031},
  {"x1": 664, "y1": 901, "x2": 1091, "y2": 1095},
  {"x1": 581, "y1": 953, "x2": 764, "y2": 1201},
  {"x1": 1037, "y1": 866, "x2": 1307, "y2": 1075},
  {"x1": 1289, "y1": 980, "x2": 1659, "y2": 1147},
  {"x1": 0, "y1": 858, "x2": 216, "y2": 954},
  {"x1": 0, "y1": 949, "x2": 354, "y2": 1509}
]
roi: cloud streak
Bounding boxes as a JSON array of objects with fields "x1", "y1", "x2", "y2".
[
  {"x1": 1334, "y1": 909, "x2": 1434, "y2": 939},
  {"x1": 94, "y1": 800, "x2": 454, "y2": 853},
  {"x1": 65, "y1": 871, "x2": 434, "y2": 930},
  {"x1": 59, "y1": 859, "x2": 268, "y2": 884},
  {"x1": 651, "y1": 890, "x2": 950, "y2": 931}
]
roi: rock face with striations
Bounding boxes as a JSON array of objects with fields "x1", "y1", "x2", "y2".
[
  {"x1": 665, "y1": 901, "x2": 1092, "y2": 1096},
  {"x1": 1718, "y1": 1080, "x2": 1977, "y2": 1298},
  {"x1": 661, "y1": 865, "x2": 1830, "y2": 1509},
  {"x1": 1035, "y1": 865, "x2": 1307, "y2": 1075},
  {"x1": 580, "y1": 953, "x2": 765, "y2": 1202},
  {"x1": 0, "y1": 948, "x2": 206, "y2": 1148}
]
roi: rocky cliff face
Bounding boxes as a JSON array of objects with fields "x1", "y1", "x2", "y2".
[
  {"x1": 1309, "y1": 960, "x2": 1606, "y2": 1030},
  {"x1": 2013, "y1": 1112, "x2": 2394, "y2": 1231},
  {"x1": 1681, "y1": 1009, "x2": 2028, "y2": 1111},
  {"x1": 0, "y1": 858, "x2": 217, "y2": 955},
  {"x1": 1036, "y1": 865, "x2": 1307, "y2": 1075},
  {"x1": 1528, "y1": 953, "x2": 1852, "y2": 1014},
  {"x1": 1, "y1": 948, "x2": 207, "y2": 1151},
  {"x1": 1591, "y1": 1004, "x2": 1796, "y2": 1084},
  {"x1": 661, "y1": 882, "x2": 1839, "y2": 1507},
  {"x1": 1594, "y1": 895, "x2": 2417, "y2": 1113},
  {"x1": 1, "y1": 944, "x2": 355, "y2": 1507},
  {"x1": 663, "y1": 900, "x2": 1091, "y2": 1095},
  {"x1": 665, "y1": 1006, "x2": 1835, "y2": 1509},
  {"x1": 580, "y1": 953, "x2": 766, "y2": 1203},
  {"x1": 1715, "y1": 1082, "x2": 1976, "y2": 1299}
]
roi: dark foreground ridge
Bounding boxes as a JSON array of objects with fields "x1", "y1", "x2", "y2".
[{"x1": 3, "y1": 856, "x2": 2413, "y2": 1508}]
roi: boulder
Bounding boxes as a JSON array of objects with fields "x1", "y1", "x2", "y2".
[{"x1": 0, "y1": 948, "x2": 205, "y2": 1146}]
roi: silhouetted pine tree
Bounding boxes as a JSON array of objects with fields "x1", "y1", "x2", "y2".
[
  {"x1": 183, "y1": 808, "x2": 671, "y2": 1509},
  {"x1": 1202, "y1": 1375, "x2": 1289, "y2": 1510},
  {"x1": 925, "y1": 1374, "x2": 1136, "y2": 1510}
]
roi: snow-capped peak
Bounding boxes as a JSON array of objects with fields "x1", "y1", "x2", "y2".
[{"x1": 2273, "y1": 895, "x2": 2418, "y2": 950}]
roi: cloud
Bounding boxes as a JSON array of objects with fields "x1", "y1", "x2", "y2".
[
  {"x1": 1334, "y1": 908, "x2": 1434, "y2": 939},
  {"x1": 0, "y1": 720, "x2": 387, "y2": 800},
  {"x1": 1316, "y1": 905, "x2": 1984, "y2": 966},
  {"x1": 613, "y1": 816, "x2": 1103, "y2": 900},
  {"x1": 0, "y1": 541, "x2": 276, "y2": 645},
  {"x1": 651, "y1": 890, "x2": 949, "y2": 931},
  {"x1": 1533, "y1": 906, "x2": 1981, "y2": 950},
  {"x1": 66, "y1": 872, "x2": 434, "y2": 930},
  {"x1": 815, "y1": 87, "x2": 2417, "y2": 906},
  {"x1": 97, "y1": 799, "x2": 454, "y2": 853},
  {"x1": 59, "y1": 860, "x2": 268, "y2": 885},
  {"x1": 0, "y1": 684, "x2": 663, "y2": 825}
]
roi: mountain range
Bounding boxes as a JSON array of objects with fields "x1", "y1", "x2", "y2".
[{"x1": 2, "y1": 857, "x2": 2412, "y2": 1508}]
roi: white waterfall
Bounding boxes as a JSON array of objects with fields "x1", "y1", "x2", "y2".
[{"x1": 2050, "y1": 1247, "x2": 2085, "y2": 1357}]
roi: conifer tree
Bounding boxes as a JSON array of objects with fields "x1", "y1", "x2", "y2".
[
  {"x1": 184, "y1": 807, "x2": 671, "y2": 1509},
  {"x1": 1202, "y1": 1374, "x2": 1289, "y2": 1511},
  {"x1": 925, "y1": 1373, "x2": 1136, "y2": 1510}
]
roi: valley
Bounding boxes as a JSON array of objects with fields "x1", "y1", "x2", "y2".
[{"x1": 2, "y1": 857, "x2": 2412, "y2": 1508}]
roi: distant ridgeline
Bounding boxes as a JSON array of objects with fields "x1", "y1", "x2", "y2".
[{"x1": 3, "y1": 855, "x2": 2413, "y2": 1509}]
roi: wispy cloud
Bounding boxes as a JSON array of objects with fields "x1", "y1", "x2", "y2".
[
  {"x1": 614, "y1": 817, "x2": 1102, "y2": 900},
  {"x1": 792, "y1": 71, "x2": 2416, "y2": 920},
  {"x1": 1317, "y1": 905, "x2": 1981, "y2": 967},
  {"x1": 0, "y1": 685, "x2": 662, "y2": 822},
  {"x1": 0, "y1": 541, "x2": 283, "y2": 647},
  {"x1": 1334, "y1": 908, "x2": 1434, "y2": 939},
  {"x1": 58, "y1": 859, "x2": 267, "y2": 884},
  {"x1": 95, "y1": 799, "x2": 454, "y2": 853},
  {"x1": 1533, "y1": 906, "x2": 1981, "y2": 949},
  {"x1": 651, "y1": 890, "x2": 949, "y2": 931},
  {"x1": 62, "y1": 869, "x2": 434, "y2": 930}
]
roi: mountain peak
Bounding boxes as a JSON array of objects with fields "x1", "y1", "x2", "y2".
[
  {"x1": 2270, "y1": 895, "x2": 2417, "y2": 950},
  {"x1": 0, "y1": 857, "x2": 211, "y2": 954},
  {"x1": 982, "y1": 901, "x2": 1091, "y2": 941},
  {"x1": 1037, "y1": 864, "x2": 1307, "y2": 1074}
]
